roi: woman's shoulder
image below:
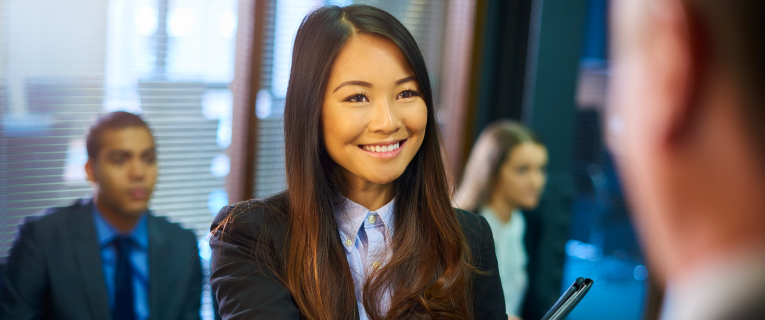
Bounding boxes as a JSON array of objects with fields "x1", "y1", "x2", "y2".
[
  {"x1": 211, "y1": 192, "x2": 290, "y2": 235},
  {"x1": 453, "y1": 208, "x2": 490, "y2": 243}
]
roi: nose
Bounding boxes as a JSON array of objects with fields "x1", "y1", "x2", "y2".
[
  {"x1": 531, "y1": 169, "x2": 546, "y2": 190},
  {"x1": 128, "y1": 159, "x2": 147, "y2": 182},
  {"x1": 368, "y1": 97, "x2": 402, "y2": 135}
]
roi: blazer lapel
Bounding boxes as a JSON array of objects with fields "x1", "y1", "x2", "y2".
[
  {"x1": 148, "y1": 214, "x2": 168, "y2": 320},
  {"x1": 71, "y1": 200, "x2": 112, "y2": 320}
]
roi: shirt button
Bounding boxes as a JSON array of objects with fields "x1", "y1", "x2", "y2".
[
  {"x1": 372, "y1": 261, "x2": 381, "y2": 270},
  {"x1": 345, "y1": 239, "x2": 353, "y2": 247},
  {"x1": 368, "y1": 215, "x2": 376, "y2": 224}
]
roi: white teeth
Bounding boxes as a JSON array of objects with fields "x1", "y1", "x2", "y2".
[{"x1": 363, "y1": 142, "x2": 401, "y2": 153}]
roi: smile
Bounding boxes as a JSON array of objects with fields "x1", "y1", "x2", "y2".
[{"x1": 358, "y1": 139, "x2": 406, "y2": 158}]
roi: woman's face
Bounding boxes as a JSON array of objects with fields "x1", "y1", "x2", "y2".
[
  {"x1": 497, "y1": 143, "x2": 548, "y2": 210},
  {"x1": 321, "y1": 34, "x2": 428, "y2": 188}
]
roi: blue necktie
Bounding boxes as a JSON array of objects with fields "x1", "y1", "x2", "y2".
[{"x1": 113, "y1": 236, "x2": 135, "y2": 320}]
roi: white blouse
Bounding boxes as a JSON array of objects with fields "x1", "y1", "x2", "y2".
[{"x1": 480, "y1": 207, "x2": 528, "y2": 317}]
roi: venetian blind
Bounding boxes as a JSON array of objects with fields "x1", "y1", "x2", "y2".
[{"x1": 0, "y1": 0, "x2": 239, "y2": 256}]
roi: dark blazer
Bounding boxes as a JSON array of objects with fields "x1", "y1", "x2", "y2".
[
  {"x1": 0, "y1": 198, "x2": 203, "y2": 320},
  {"x1": 209, "y1": 193, "x2": 507, "y2": 320},
  {"x1": 521, "y1": 180, "x2": 573, "y2": 320}
]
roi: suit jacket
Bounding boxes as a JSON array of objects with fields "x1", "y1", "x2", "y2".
[
  {"x1": 0, "y1": 198, "x2": 203, "y2": 320},
  {"x1": 209, "y1": 193, "x2": 507, "y2": 320},
  {"x1": 521, "y1": 177, "x2": 573, "y2": 320}
]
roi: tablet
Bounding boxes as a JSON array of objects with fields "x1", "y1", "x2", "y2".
[{"x1": 540, "y1": 277, "x2": 594, "y2": 320}]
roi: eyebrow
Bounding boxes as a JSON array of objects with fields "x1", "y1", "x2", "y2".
[
  {"x1": 333, "y1": 80, "x2": 371, "y2": 93},
  {"x1": 105, "y1": 147, "x2": 156, "y2": 158},
  {"x1": 332, "y1": 76, "x2": 418, "y2": 93}
]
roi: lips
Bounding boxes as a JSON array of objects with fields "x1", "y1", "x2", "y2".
[
  {"x1": 128, "y1": 188, "x2": 149, "y2": 200},
  {"x1": 358, "y1": 139, "x2": 406, "y2": 159}
]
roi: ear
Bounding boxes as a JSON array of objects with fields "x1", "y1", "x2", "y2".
[
  {"x1": 85, "y1": 158, "x2": 96, "y2": 184},
  {"x1": 650, "y1": 0, "x2": 706, "y2": 147}
]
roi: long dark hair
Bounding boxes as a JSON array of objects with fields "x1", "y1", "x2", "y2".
[{"x1": 280, "y1": 4, "x2": 474, "y2": 320}]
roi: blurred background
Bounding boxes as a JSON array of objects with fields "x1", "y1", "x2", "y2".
[{"x1": 0, "y1": 0, "x2": 650, "y2": 319}]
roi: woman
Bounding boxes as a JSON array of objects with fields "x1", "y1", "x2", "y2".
[
  {"x1": 209, "y1": 5, "x2": 505, "y2": 320},
  {"x1": 454, "y1": 121, "x2": 548, "y2": 320}
]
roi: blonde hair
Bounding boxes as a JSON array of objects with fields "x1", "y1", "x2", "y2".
[{"x1": 453, "y1": 120, "x2": 543, "y2": 212}]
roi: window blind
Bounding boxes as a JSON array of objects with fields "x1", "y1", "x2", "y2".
[{"x1": 0, "y1": 0, "x2": 239, "y2": 257}]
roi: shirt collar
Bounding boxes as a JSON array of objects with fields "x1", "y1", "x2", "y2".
[
  {"x1": 92, "y1": 200, "x2": 149, "y2": 250},
  {"x1": 661, "y1": 251, "x2": 765, "y2": 320},
  {"x1": 480, "y1": 207, "x2": 521, "y2": 225},
  {"x1": 334, "y1": 197, "x2": 396, "y2": 245}
]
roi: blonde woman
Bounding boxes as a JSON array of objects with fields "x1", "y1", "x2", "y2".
[{"x1": 454, "y1": 120, "x2": 548, "y2": 320}]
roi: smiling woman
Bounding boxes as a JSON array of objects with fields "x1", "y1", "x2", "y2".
[
  {"x1": 322, "y1": 33, "x2": 427, "y2": 193},
  {"x1": 209, "y1": 5, "x2": 507, "y2": 320}
]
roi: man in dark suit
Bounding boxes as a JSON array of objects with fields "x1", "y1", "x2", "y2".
[
  {"x1": 0, "y1": 111, "x2": 202, "y2": 320},
  {"x1": 609, "y1": 1, "x2": 765, "y2": 319}
]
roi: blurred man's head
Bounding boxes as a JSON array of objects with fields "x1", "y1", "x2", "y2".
[
  {"x1": 608, "y1": 0, "x2": 765, "y2": 281},
  {"x1": 85, "y1": 112, "x2": 157, "y2": 218}
]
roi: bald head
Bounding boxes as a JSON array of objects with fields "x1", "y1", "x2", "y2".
[
  {"x1": 612, "y1": 0, "x2": 765, "y2": 151},
  {"x1": 609, "y1": 0, "x2": 765, "y2": 282}
]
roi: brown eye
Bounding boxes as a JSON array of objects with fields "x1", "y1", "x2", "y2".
[
  {"x1": 345, "y1": 94, "x2": 368, "y2": 103},
  {"x1": 397, "y1": 90, "x2": 420, "y2": 99},
  {"x1": 143, "y1": 154, "x2": 156, "y2": 164}
]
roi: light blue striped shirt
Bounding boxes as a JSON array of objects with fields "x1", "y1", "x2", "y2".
[{"x1": 334, "y1": 197, "x2": 395, "y2": 320}]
